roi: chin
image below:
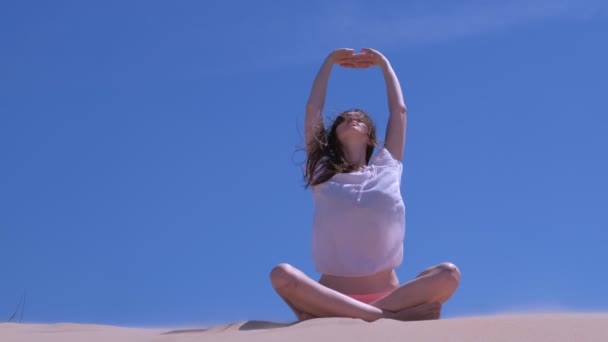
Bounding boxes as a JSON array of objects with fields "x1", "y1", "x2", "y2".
[
  {"x1": 338, "y1": 136, "x2": 369, "y2": 147},
  {"x1": 340, "y1": 127, "x2": 366, "y2": 137}
]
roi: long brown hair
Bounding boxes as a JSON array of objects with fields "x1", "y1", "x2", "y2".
[{"x1": 304, "y1": 109, "x2": 377, "y2": 188}]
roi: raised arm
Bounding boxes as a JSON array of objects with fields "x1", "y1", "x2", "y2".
[
  {"x1": 305, "y1": 49, "x2": 356, "y2": 152},
  {"x1": 361, "y1": 48, "x2": 407, "y2": 161}
]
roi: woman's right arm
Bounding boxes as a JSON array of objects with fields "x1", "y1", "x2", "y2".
[{"x1": 305, "y1": 49, "x2": 355, "y2": 151}]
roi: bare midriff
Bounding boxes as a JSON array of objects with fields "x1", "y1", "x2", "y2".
[{"x1": 318, "y1": 268, "x2": 400, "y2": 295}]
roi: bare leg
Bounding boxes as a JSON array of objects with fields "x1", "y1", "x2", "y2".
[
  {"x1": 281, "y1": 295, "x2": 316, "y2": 321},
  {"x1": 270, "y1": 263, "x2": 397, "y2": 322},
  {"x1": 370, "y1": 262, "x2": 461, "y2": 319}
]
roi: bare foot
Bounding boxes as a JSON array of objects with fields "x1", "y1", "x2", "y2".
[
  {"x1": 385, "y1": 302, "x2": 442, "y2": 321},
  {"x1": 282, "y1": 297, "x2": 316, "y2": 321},
  {"x1": 296, "y1": 311, "x2": 316, "y2": 321}
]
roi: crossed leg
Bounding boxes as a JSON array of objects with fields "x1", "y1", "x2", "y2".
[
  {"x1": 269, "y1": 262, "x2": 460, "y2": 322},
  {"x1": 369, "y1": 262, "x2": 461, "y2": 319},
  {"x1": 270, "y1": 263, "x2": 388, "y2": 322}
]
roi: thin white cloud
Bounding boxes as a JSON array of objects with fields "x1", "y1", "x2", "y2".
[
  {"x1": 313, "y1": 0, "x2": 605, "y2": 50},
  {"x1": 202, "y1": 0, "x2": 605, "y2": 76}
]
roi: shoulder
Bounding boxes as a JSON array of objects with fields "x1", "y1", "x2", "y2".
[{"x1": 371, "y1": 146, "x2": 403, "y2": 168}]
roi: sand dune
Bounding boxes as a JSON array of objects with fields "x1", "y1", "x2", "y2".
[{"x1": 2, "y1": 313, "x2": 607, "y2": 342}]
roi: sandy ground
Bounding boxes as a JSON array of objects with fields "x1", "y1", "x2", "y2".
[{"x1": 2, "y1": 313, "x2": 608, "y2": 342}]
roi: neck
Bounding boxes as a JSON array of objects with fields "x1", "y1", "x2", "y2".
[{"x1": 341, "y1": 143, "x2": 368, "y2": 170}]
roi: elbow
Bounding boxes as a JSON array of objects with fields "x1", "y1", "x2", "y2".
[
  {"x1": 392, "y1": 105, "x2": 407, "y2": 117},
  {"x1": 399, "y1": 104, "x2": 407, "y2": 114}
]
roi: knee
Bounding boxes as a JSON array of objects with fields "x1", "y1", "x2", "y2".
[
  {"x1": 436, "y1": 262, "x2": 461, "y2": 285},
  {"x1": 269, "y1": 263, "x2": 297, "y2": 290},
  {"x1": 430, "y1": 262, "x2": 461, "y2": 304}
]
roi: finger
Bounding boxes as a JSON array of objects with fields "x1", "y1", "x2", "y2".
[
  {"x1": 352, "y1": 55, "x2": 375, "y2": 64},
  {"x1": 353, "y1": 53, "x2": 374, "y2": 59},
  {"x1": 337, "y1": 56, "x2": 358, "y2": 63},
  {"x1": 360, "y1": 47, "x2": 376, "y2": 54},
  {"x1": 349, "y1": 61, "x2": 371, "y2": 68},
  {"x1": 338, "y1": 48, "x2": 356, "y2": 56},
  {"x1": 360, "y1": 49, "x2": 379, "y2": 59},
  {"x1": 354, "y1": 51, "x2": 374, "y2": 57},
  {"x1": 331, "y1": 49, "x2": 353, "y2": 61}
]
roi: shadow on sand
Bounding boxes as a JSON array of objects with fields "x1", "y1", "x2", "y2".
[
  {"x1": 162, "y1": 328, "x2": 209, "y2": 335},
  {"x1": 161, "y1": 320, "x2": 300, "y2": 334},
  {"x1": 238, "y1": 320, "x2": 299, "y2": 331}
]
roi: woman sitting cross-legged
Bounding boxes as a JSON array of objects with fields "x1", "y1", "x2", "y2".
[{"x1": 270, "y1": 48, "x2": 461, "y2": 322}]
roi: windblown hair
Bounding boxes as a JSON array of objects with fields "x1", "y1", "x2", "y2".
[{"x1": 305, "y1": 109, "x2": 377, "y2": 188}]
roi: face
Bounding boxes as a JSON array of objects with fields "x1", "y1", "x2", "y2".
[{"x1": 335, "y1": 111, "x2": 370, "y2": 145}]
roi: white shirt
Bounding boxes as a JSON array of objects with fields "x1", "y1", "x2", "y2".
[{"x1": 311, "y1": 147, "x2": 406, "y2": 277}]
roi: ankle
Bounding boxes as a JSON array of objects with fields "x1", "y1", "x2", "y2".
[{"x1": 380, "y1": 309, "x2": 397, "y2": 320}]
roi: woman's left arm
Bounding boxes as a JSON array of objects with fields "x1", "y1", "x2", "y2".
[{"x1": 361, "y1": 48, "x2": 407, "y2": 161}]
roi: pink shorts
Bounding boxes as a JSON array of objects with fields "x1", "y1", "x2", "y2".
[{"x1": 346, "y1": 290, "x2": 391, "y2": 304}]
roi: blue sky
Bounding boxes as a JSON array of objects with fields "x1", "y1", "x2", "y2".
[{"x1": 1, "y1": 0, "x2": 607, "y2": 327}]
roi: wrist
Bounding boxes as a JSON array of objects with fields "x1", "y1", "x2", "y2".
[
  {"x1": 321, "y1": 54, "x2": 334, "y2": 66},
  {"x1": 379, "y1": 57, "x2": 390, "y2": 69},
  {"x1": 321, "y1": 60, "x2": 336, "y2": 73}
]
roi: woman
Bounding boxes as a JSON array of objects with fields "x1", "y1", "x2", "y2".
[{"x1": 270, "y1": 48, "x2": 461, "y2": 322}]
